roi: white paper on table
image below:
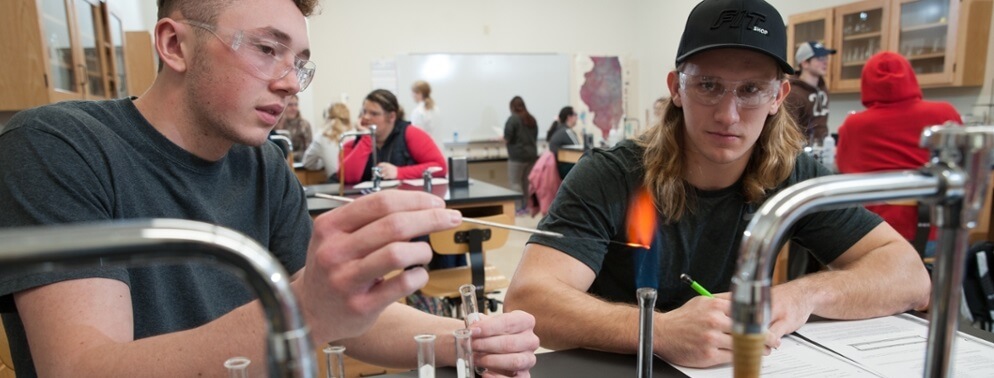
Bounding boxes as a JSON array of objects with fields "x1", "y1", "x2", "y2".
[
  {"x1": 402, "y1": 178, "x2": 449, "y2": 187},
  {"x1": 795, "y1": 314, "x2": 994, "y2": 378},
  {"x1": 352, "y1": 180, "x2": 400, "y2": 189},
  {"x1": 672, "y1": 335, "x2": 879, "y2": 378}
]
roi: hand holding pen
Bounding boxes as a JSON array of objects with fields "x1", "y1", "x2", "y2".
[{"x1": 680, "y1": 273, "x2": 714, "y2": 298}]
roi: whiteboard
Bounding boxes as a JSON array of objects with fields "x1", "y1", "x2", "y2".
[{"x1": 395, "y1": 54, "x2": 570, "y2": 144}]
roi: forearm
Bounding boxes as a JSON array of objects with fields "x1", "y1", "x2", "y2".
[
  {"x1": 341, "y1": 140, "x2": 370, "y2": 183},
  {"x1": 56, "y1": 302, "x2": 270, "y2": 377},
  {"x1": 791, "y1": 239, "x2": 930, "y2": 319},
  {"x1": 506, "y1": 278, "x2": 641, "y2": 354},
  {"x1": 339, "y1": 303, "x2": 463, "y2": 368},
  {"x1": 400, "y1": 129, "x2": 448, "y2": 179}
]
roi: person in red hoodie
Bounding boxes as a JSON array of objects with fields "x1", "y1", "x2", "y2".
[
  {"x1": 836, "y1": 51, "x2": 962, "y2": 255},
  {"x1": 340, "y1": 89, "x2": 447, "y2": 184}
]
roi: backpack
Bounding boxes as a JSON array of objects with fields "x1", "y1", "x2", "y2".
[{"x1": 964, "y1": 241, "x2": 994, "y2": 331}]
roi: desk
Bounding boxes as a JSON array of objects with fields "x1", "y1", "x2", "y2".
[
  {"x1": 305, "y1": 180, "x2": 521, "y2": 217},
  {"x1": 380, "y1": 316, "x2": 994, "y2": 377},
  {"x1": 556, "y1": 144, "x2": 585, "y2": 164},
  {"x1": 293, "y1": 162, "x2": 328, "y2": 186}
]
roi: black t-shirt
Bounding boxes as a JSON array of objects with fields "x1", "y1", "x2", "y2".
[
  {"x1": 0, "y1": 99, "x2": 311, "y2": 377},
  {"x1": 528, "y1": 140, "x2": 881, "y2": 310}
]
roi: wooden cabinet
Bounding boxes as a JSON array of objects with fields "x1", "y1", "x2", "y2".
[
  {"x1": 834, "y1": 0, "x2": 891, "y2": 91},
  {"x1": 0, "y1": 0, "x2": 129, "y2": 111},
  {"x1": 787, "y1": 0, "x2": 991, "y2": 93},
  {"x1": 891, "y1": 0, "x2": 992, "y2": 87},
  {"x1": 788, "y1": 9, "x2": 835, "y2": 71},
  {"x1": 124, "y1": 31, "x2": 157, "y2": 97}
]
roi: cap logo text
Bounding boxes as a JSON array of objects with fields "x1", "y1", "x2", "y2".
[{"x1": 711, "y1": 10, "x2": 767, "y2": 33}]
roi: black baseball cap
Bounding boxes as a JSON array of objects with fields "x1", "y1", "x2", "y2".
[{"x1": 675, "y1": 0, "x2": 794, "y2": 75}]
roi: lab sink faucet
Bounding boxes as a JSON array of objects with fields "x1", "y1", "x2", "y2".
[
  {"x1": 730, "y1": 125, "x2": 994, "y2": 378},
  {"x1": 336, "y1": 125, "x2": 379, "y2": 195},
  {"x1": 0, "y1": 219, "x2": 317, "y2": 377}
]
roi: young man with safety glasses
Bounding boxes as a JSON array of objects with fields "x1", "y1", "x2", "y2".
[
  {"x1": 506, "y1": 0, "x2": 929, "y2": 369},
  {"x1": 0, "y1": 0, "x2": 538, "y2": 376}
]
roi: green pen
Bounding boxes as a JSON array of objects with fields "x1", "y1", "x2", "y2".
[{"x1": 680, "y1": 273, "x2": 714, "y2": 298}]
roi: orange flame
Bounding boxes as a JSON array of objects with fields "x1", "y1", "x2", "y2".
[{"x1": 626, "y1": 188, "x2": 658, "y2": 249}]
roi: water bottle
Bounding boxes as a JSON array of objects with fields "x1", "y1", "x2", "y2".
[
  {"x1": 822, "y1": 134, "x2": 836, "y2": 172},
  {"x1": 453, "y1": 131, "x2": 459, "y2": 143}
]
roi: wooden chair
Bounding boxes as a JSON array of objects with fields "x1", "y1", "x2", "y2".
[
  {"x1": 422, "y1": 213, "x2": 513, "y2": 316},
  {"x1": 0, "y1": 326, "x2": 14, "y2": 378},
  {"x1": 967, "y1": 173, "x2": 994, "y2": 246}
]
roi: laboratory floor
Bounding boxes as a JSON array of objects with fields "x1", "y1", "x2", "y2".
[
  {"x1": 486, "y1": 212, "x2": 539, "y2": 293},
  {"x1": 483, "y1": 213, "x2": 554, "y2": 354}
]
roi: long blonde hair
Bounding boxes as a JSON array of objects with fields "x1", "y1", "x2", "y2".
[
  {"x1": 322, "y1": 102, "x2": 351, "y2": 141},
  {"x1": 636, "y1": 71, "x2": 804, "y2": 224},
  {"x1": 412, "y1": 80, "x2": 434, "y2": 111}
]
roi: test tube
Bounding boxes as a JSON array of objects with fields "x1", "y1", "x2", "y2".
[
  {"x1": 459, "y1": 284, "x2": 481, "y2": 326},
  {"x1": 415, "y1": 334, "x2": 436, "y2": 378},
  {"x1": 637, "y1": 287, "x2": 657, "y2": 378},
  {"x1": 223, "y1": 356, "x2": 250, "y2": 378},
  {"x1": 459, "y1": 284, "x2": 488, "y2": 376},
  {"x1": 453, "y1": 328, "x2": 474, "y2": 378},
  {"x1": 324, "y1": 345, "x2": 346, "y2": 378}
]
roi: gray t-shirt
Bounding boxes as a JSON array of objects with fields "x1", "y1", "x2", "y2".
[
  {"x1": 528, "y1": 140, "x2": 881, "y2": 310},
  {"x1": 0, "y1": 99, "x2": 310, "y2": 377}
]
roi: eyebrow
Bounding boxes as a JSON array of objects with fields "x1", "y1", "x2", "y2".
[{"x1": 256, "y1": 26, "x2": 311, "y2": 59}]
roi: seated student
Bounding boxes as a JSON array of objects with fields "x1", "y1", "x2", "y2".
[
  {"x1": 302, "y1": 102, "x2": 352, "y2": 181},
  {"x1": 836, "y1": 51, "x2": 962, "y2": 255},
  {"x1": 546, "y1": 106, "x2": 580, "y2": 179},
  {"x1": 0, "y1": 1, "x2": 538, "y2": 376},
  {"x1": 504, "y1": 0, "x2": 930, "y2": 369},
  {"x1": 340, "y1": 89, "x2": 448, "y2": 184},
  {"x1": 273, "y1": 94, "x2": 313, "y2": 162}
]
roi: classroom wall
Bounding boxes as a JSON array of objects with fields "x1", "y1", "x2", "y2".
[
  {"x1": 306, "y1": 0, "x2": 994, "y2": 137},
  {"x1": 307, "y1": 0, "x2": 648, "y2": 138},
  {"x1": 112, "y1": 0, "x2": 994, "y2": 135}
]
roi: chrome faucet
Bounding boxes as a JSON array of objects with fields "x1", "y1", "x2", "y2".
[
  {"x1": 0, "y1": 219, "x2": 317, "y2": 378},
  {"x1": 731, "y1": 125, "x2": 994, "y2": 378},
  {"x1": 336, "y1": 125, "x2": 379, "y2": 195}
]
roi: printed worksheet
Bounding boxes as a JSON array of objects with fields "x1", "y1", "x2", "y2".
[
  {"x1": 796, "y1": 314, "x2": 994, "y2": 378},
  {"x1": 352, "y1": 180, "x2": 401, "y2": 189},
  {"x1": 671, "y1": 335, "x2": 880, "y2": 378}
]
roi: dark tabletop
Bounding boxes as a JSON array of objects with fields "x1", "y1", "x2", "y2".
[
  {"x1": 382, "y1": 348, "x2": 680, "y2": 378},
  {"x1": 305, "y1": 179, "x2": 521, "y2": 216},
  {"x1": 379, "y1": 314, "x2": 994, "y2": 378}
]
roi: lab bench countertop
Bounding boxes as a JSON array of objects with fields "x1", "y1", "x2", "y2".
[{"x1": 305, "y1": 179, "x2": 521, "y2": 216}]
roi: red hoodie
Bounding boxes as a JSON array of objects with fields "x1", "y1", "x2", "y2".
[{"x1": 836, "y1": 51, "x2": 962, "y2": 240}]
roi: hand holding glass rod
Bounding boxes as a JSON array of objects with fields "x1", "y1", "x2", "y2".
[
  {"x1": 314, "y1": 193, "x2": 565, "y2": 238},
  {"x1": 680, "y1": 273, "x2": 714, "y2": 298}
]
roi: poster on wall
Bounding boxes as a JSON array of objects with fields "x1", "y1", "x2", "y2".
[{"x1": 574, "y1": 55, "x2": 637, "y2": 145}]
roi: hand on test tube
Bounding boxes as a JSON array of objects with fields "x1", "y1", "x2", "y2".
[
  {"x1": 294, "y1": 191, "x2": 462, "y2": 342},
  {"x1": 458, "y1": 285, "x2": 538, "y2": 376},
  {"x1": 462, "y1": 310, "x2": 539, "y2": 377}
]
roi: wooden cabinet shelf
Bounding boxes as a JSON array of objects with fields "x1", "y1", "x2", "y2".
[
  {"x1": 902, "y1": 21, "x2": 948, "y2": 33},
  {"x1": 906, "y1": 52, "x2": 946, "y2": 60},
  {"x1": 843, "y1": 31, "x2": 883, "y2": 40}
]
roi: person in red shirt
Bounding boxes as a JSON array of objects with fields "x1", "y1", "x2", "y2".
[
  {"x1": 340, "y1": 89, "x2": 447, "y2": 184},
  {"x1": 836, "y1": 51, "x2": 962, "y2": 254}
]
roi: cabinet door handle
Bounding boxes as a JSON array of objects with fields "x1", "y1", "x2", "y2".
[{"x1": 78, "y1": 64, "x2": 87, "y2": 88}]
